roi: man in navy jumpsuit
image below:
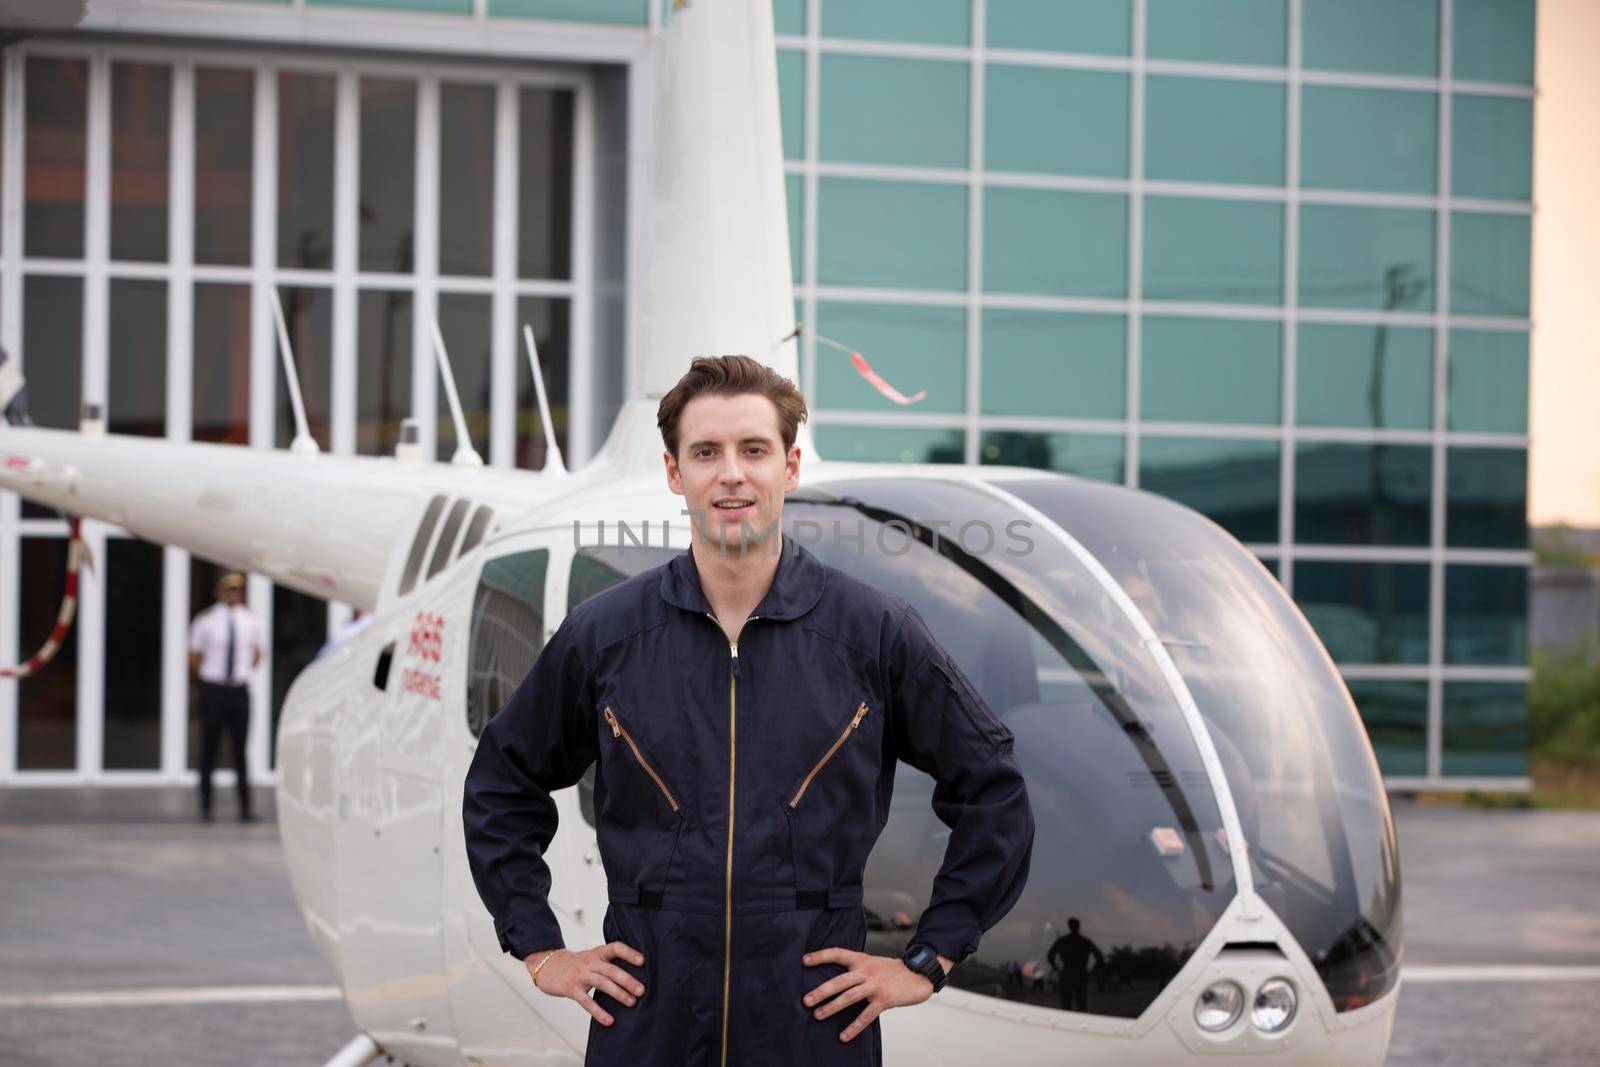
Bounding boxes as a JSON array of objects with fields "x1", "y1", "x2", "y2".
[{"x1": 463, "y1": 355, "x2": 1035, "y2": 1066}]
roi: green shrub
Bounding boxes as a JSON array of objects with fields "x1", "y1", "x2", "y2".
[{"x1": 1530, "y1": 646, "x2": 1600, "y2": 766}]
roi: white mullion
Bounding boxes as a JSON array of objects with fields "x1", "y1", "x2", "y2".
[
  {"x1": 328, "y1": 70, "x2": 358, "y2": 640},
  {"x1": 162, "y1": 59, "x2": 195, "y2": 780},
  {"x1": 161, "y1": 543, "x2": 190, "y2": 781},
  {"x1": 489, "y1": 79, "x2": 518, "y2": 468},
  {"x1": 1124, "y1": 0, "x2": 1146, "y2": 488},
  {"x1": 85, "y1": 52, "x2": 110, "y2": 416},
  {"x1": 0, "y1": 46, "x2": 26, "y2": 779},
  {"x1": 569, "y1": 76, "x2": 597, "y2": 465},
  {"x1": 247, "y1": 572, "x2": 273, "y2": 788},
  {"x1": 963, "y1": 1, "x2": 983, "y2": 466},
  {"x1": 331, "y1": 70, "x2": 358, "y2": 458},
  {"x1": 247, "y1": 61, "x2": 278, "y2": 788},
  {"x1": 778, "y1": 33, "x2": 1535, "y2": 101},
  {"x1": 623, "y1": 40, "x2": 653, "y2": 402},
  {"x1": 1279, "y1": 0, "x2": 1303, "y2": 595},
  {"x1": 413, "y1": 75, "x2": 440, "y2": 460},
  {"x1": 801, "y1": 0, "x2": 820, "y2": 436},
  {"x1": 791, "y1": 159, "x2": 1532, "y2": 216},
  {"x1": 79, "y1": 50, "x2": 111, "y2": 777},
  {"x1": 1427, "y1": 0, "x2": 1456, "y2": 785}
]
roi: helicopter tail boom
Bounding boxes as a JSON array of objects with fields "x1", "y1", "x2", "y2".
[{"x1": 0, "y1": 425, "x2": 504, "y2": 610}]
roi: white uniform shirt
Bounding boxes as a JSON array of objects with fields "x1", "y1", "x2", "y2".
[{"x1": 188, "y1": 603, "x2": 265, "y2": 685}]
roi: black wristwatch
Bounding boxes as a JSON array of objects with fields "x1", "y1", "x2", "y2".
[{"x1": 901, "y1": 942, "x2": 948, "y2": 993}]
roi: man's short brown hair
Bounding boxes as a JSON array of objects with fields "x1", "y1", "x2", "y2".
[{"x1": 657, "y1": 355, "x2": 808, "y2": 460}]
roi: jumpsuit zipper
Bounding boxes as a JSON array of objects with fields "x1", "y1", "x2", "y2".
[
  {"x1": 706, "y1": 610, "x2": 757, "y2": 1067},
  {"x1": 603, "y1": 705, "x2": 679, "y2": 811},
  {"x1": 788, "y1": 702, "x2": 870, "y2": 809}
]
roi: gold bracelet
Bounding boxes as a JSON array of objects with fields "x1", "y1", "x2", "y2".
[{"x1": 529, "y1": 949, "x2": 561, "y2": 988}]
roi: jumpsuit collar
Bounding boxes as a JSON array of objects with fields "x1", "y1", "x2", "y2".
[{"x1": 660, "y1": 531, "x2": 826, "y2": 621}]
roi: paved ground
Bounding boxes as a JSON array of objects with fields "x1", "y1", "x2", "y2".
[{"x1": 0, "y1": 790, "x2": 1597, "y2": 1065}]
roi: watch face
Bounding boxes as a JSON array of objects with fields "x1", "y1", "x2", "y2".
[{"x1": 907, "y1": 946, "x2": 931, "y2": 967}]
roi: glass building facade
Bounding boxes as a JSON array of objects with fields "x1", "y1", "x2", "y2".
[
  {"x1": 0, "y1": 0, "x2": 1532, "y2": 788},
  {"x1": 776, "y1": 0, "x2": 1535, "y2": 788}
]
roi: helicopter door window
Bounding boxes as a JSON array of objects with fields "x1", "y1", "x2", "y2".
[
  {"x1": 426, "y1": 497, "x2": 472, "y2": 580},
  {"x1": 398, "y1": 494, "x2": 447, "y2": 595},
  {"x1": 466, "y1": 548, "x2": 550, "y2": 739}
]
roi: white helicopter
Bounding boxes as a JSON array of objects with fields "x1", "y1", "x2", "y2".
[{"x1": 0, "y1": 2, "x2": 1402, "y2": 1065}]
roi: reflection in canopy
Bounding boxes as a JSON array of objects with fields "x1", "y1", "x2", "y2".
[{"x1": 788, "y1": 479, "x2": 1235, "y2": 1018}]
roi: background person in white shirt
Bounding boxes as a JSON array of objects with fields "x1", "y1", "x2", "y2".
[{"x1": 188, "y1": 572, "x2": 264, "y2": 822}]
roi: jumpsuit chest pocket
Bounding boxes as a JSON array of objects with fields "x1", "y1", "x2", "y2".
[
  {"x1": 782, "y1": 697, "x2": 883, "y2": 893},
  {"x1": 786, "y1": 700, "x2": 872, "y2": 811},
  {"x1": 601, "y1": 705, "x2": 683, "y2": 829}
]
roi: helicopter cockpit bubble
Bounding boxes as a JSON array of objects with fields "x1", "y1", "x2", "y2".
[
  {"x1": 776, "y1": 476, "x2": 1238, "y2": 1019},
  {"x1": 993, "y1": 475, "x2": 1403, "y2": 1014}
]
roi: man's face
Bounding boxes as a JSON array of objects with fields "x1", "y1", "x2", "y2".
[
  {"x1": 664, "y1": 392, "x2": 800, "y2": 553},
  {"x1": 217, "y1": 584, "x2": 242, "y2": 607}
]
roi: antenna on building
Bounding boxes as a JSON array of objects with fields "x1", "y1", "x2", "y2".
[
  {"x1": 268, "y1": 289, "x2": 321, "y2": 456},
  {"x1": 427, "y1": 319, "x2": 484, "y2": 467},
  {"x1": 521, "y1": 324, "x2": 566, "y2": 476}
]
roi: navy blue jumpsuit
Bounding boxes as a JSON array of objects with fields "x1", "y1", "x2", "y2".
[{"x1": 463, "y1": 532, "x2": 1035, "y2": 1066}]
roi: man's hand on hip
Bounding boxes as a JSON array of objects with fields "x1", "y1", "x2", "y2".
[
  {"x1": 524, "y1": 942, "x2": 647, "y2": 1027},
  {"x1": 801, "y1": 947, "x2": 953, "y2": 1042}
]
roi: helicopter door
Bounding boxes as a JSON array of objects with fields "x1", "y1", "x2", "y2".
[
  {"x1": 334, "y1": 563, "x2": 465, "y2": 1054},
  {"x1": 442, "y1": 535, "x2": 604, "y2": 1058}
]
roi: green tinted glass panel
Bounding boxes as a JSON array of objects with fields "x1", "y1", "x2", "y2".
[
  {"x1": 822, "y1": 0, "x2": 969, "y2": 45},
  {"x1": 1299, "y1": 205, "x2": 1434, "y2": 311},
  {"x1": 1302, "y1": 0, "x2": 1437, "y2": 77},
  {"x1": 818, "y1": 178, "x2": 966, "y2": 291},
  {"x1": 983, "y1": 188, "x2": 1125, "y2": 298},
  {"x1": 777, "y1": 50, "x2": 805, "y2": 161},
  {"x1": 1442, "y1": 681, "x2": 1528, "y2": 776},
  {"x1": 1445, "y1": 567, "x2": 1527, "y2": 666},
  {"x1": 488, "y1": 0, "x2": 646, "y2": 22},
  {"x1": 1295, "y1": 443, "x2": 1432, "y2": 546},
  {"x1": 1447, "y1": 446, "x2": 1527, "y2": 549},
  {"x1": 981, "y1": 309, "x2": 1124, "y2": 418},
  {"x1": 1295, "y1": 561, "x2": 1430, "y2": 664},
  {"x1": 1451, "y1": 212, "x2": 1530, "y2": 317},
  {"x1": 1448, "y1": 330, "x2": 1528, "y2": 434},
  {"x1": 1453, "y1": 95, "x2": 1532, "y2": 201},
  {"x1": 311, "y1": 0, "x2": 468, "y2": 10},
  {"x1": 786, "y1": 173, "x2": 803, "y2": 282},
  {"x1": 985, "y1": 65, "x2": 1127, "y2": 178},
  {"x1": 1453, "y1": 0, "x2": 1534, "y2": 85},
  {"x1": 1139, "y1": 435, "x2": 1279, "y2": 542},
  {"x1": 1146, "y1": 0, "x2": 1285, "y2": 66},
  {"x1": 1346, "y1": 680, "x2": 1429, "y2": 776},
  {"x1": 773, "y1": 0, "x2": 805, "y2": 36},
  {"x1": 1140, "y1": 317, "x2": 1280, "y2": 425},
  {"x1": 986, "y1": 0, "x2": 1130, "y2": 55},
  {"x1": 1145, "y1": 76, "x2": 1284, "y2": 186},
  {"x1": 1300, "y1": 86, "x2": 1436, "y2": 194},
  {"x1": 1143, "y1": 197, "x2": 1283, "y2": 306},
  {"x1": 820, "y1": 55, "x2": 968, "y2": 168},
  {"x1": 814, "y1": 424, "x2": 965, "y2": 464},
  {"x1": 980, "y1": 430, "x2": 1124, "y2": 483},
  {"x1": 1296, "y1": 323, "x2": 1432, "y2": 430},
  {"x1": 815, "y1": 303, "x2": 965, "y2": 415}
]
